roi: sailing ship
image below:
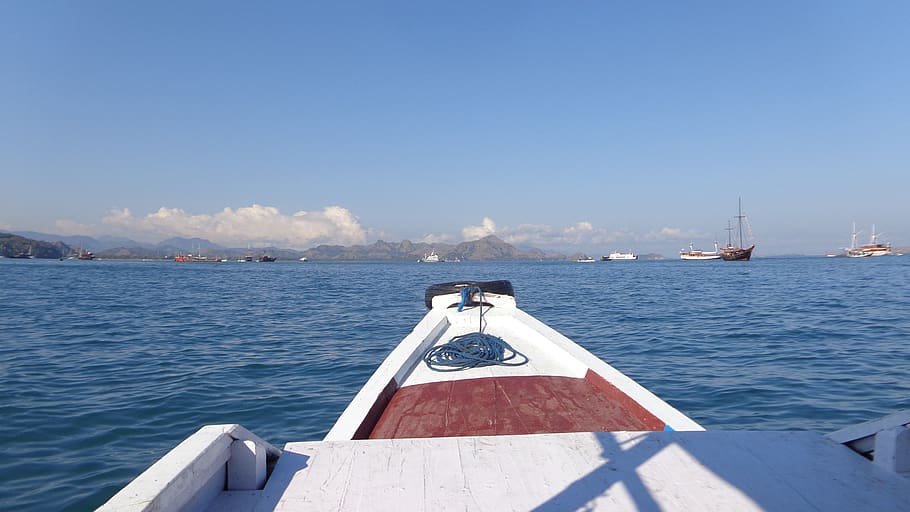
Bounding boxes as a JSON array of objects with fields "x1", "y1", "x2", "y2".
[
  {"x1": 844, "y1": 223, "x2": 892, "y2": 258},
  {"x1": 845, "y1": 222, "x2": 872, "y2": 258},
  {"x1": 860, "y1": 225, "x2": 892, "y2": 257},
  {"x1": 720, "y1": 198, "x2": 754, "y2": 261}
]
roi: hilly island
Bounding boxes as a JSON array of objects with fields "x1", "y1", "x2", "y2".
[{"x1": 1, "y1": 232, "x2": 567, "y2": 261}]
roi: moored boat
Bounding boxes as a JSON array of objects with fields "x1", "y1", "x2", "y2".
[
  {"x1": 420, "y1": 250, "x2": 441, "y2": 262},
  {"x1": 603, "y1": 250, "x2": 638, "y2": 261},
  {"x1": 258, "y1": 255, "x2": 277, "y2": 262},
  {"x1": 680, "y1": 242, "x2": 721, "y2": 260},
  {"x1": 720, "y1": 198, "x2": 755, "y2": 261},
  {"x1": 100, "y1": 282, "x2": 910, "y2": 511},
  {"x1": 860, "y1": 225, "x2": 892, "y2": 257},
  {"x1": 845, "y1": 222, "x2": 873, "y2": 258},
  {"x1": 174, "y1": 253, "x2": 222, "y2": 262}
]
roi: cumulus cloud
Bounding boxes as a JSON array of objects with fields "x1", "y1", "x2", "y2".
[
  {"x1": 460, "y1": 218, "x2": 616, "y2": 247},
  {"x1": 419, "y1": 233, "x2": 456, "y2": 245},
  {"x1": 461, "y1": 217, "x2": 497, "y2": 240},
  {"x1": 459, "y1": 218, "x2": 705, "y2": 249},
  {"x1": 643, "y1": 227, "x2": 704, "y2": 241},
  {"x1": 96, "y1": 204, "x2": 367, "y2": 248}
]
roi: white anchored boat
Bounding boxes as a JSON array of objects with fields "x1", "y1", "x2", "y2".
[
  {"x1": 679, "y1": 241, "x2": 722, "y2": 260},
  {"x1": 420, "y1": 250, "x2": 441, "y2": 263},
  {"x1": 602, "y1": 250, "x2": 638, "y2": 261},
  {"x1": 100, "y1": 281, "x2": 910, "y2": 511}
]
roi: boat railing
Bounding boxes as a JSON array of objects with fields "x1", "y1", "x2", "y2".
[
  {"x1": 98, "y1": 424, "x2": 281, "y2": 511},
  {"x1": 826, "y1": 409, "x2": 910, "y2": 475}
]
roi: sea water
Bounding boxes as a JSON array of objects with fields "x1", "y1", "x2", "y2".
[{"x1": 1, "y1": 257, "x2": 908, "y2": 510}]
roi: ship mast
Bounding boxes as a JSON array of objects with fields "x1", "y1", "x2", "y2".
[{"x1": 735, "y1": 197, "x2": 745, "y2": 248}]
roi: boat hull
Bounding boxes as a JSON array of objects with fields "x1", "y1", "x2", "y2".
[
  {"x1": 325, "y1": 282, "x2": 703, "y2": 441},
  {"x1": 721, "y1": 245, "x2": 754, "y2": 261}
]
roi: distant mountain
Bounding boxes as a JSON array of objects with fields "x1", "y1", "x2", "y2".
[
  {"x1": 11, "y1": 231, "x2": 151, "y2": 251},
  {"x1": 2, "y1": 231, "x2": 562, "y2": 261},
  {"x1": 302, "y1": 235, "x2": 562, "y2": 261},
  {"x1": 1, "y1": 232, "x2": 73, "y2": 259}
]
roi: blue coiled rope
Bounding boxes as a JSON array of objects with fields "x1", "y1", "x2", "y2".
[{"x1": 423, "y1": 286, "x2": 529, "y2": 372}]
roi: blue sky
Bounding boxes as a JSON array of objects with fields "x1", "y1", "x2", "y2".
[{"x1": 2, "y1": 2, "x2": 908, "y2": 256}]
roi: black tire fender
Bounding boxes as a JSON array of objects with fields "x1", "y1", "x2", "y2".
[{"x1": 424, "y1": 280, "x2": 514, "y2": 309}]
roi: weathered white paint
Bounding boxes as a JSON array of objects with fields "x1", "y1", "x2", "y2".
[
  {"x1": 874, "y1": 425, "x2": 910, "y2": 475},
  {"x1": 327, "y1": 291, "x2": 702, "y2": 441},
  {"x1": 252, "y1": 431, "x2": 910, "y2": 511},
  {"x1": 229, "y1": 440, "x2": 267, "y2": 491},
  {"x1": 98, "y1": 424, "x2": 280, "y2": 512},
  {"x1": 828, "y1": 409, "x2": 910, "y2": 470}
]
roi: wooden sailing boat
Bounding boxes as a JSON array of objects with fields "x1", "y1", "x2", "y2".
[{"x1": 721, "y1": 197, "x2": 754, "y2": 261}]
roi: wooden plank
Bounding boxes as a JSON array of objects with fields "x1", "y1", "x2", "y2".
[
  {"x1": 260, "y1": 431, "x2": 910, "y2": 511},
  {"x1": 369, "y1": 375, "x2": 663, "y2": 439}
]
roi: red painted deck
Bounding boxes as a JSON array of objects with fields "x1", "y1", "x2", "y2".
[{"x1": 368, "y1": 370, "x2": 665, "y2": 439}]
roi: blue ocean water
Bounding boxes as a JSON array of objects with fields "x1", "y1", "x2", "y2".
[{"x1": 1, "y1": 257, "x2": 908, "y2": 510}]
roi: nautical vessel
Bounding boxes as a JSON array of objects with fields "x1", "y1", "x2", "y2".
[
  {"x1": 602, "y1": 250, "x2": 638, "y2": 261},
  {"x1": 11, "y1": 245, "x2": 34, "y2": 259},
  {"x1": 77, "y1": 249, "x2": 95, "y2": 260},
  {"x1": 258, "y1": 255, "x2": 277, "y2": 262},
  {"x1": 720, "y1": 198, "x2": 754, "y2": 261},
  {"x1": 174, "y1": 253, "x2": 222, "y2": 263},
  {"x1": 679, "y1": 242, "x2": 721, "y2": 260},
  {"x1": 100, "y1": 282, "x2": 910, "y2": 511},
  {"x1": 575, "y1": 255, "x2": 596, "y2": 262},
  {"x1": 845, "y1": 223, "x2": 872, "y2": 258},
  {"x1": 860, "y1": 225, "x2": 892, "y2": 257},
  {"x1": 421, "y1": 250, "x2": 441, "y2": 263}
]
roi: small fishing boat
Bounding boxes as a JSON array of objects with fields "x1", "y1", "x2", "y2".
[
  {"x1": 679, "y1": 241, "x2": 721, "y2": 260},
  {"x1": 575, "y1": 255, "x2": 596, "y2": 262},
  {"x1": 100, "y1": 282, "x2": 910, "y2": 511},
  {"x1": 602, "y1": 250, "x2": 638, "y2": 261}
]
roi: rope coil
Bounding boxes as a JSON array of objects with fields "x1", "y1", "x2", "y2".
[{"x1": 423, "y1": 286, "x2": 529, "y2": 372}]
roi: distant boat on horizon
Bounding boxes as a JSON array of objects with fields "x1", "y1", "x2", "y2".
[
  {"x1": 602, "y1": 251, "x2": 638, "y2": 261},
  {"x1": 420, "y1": 250, "x2": 441, "y2": 263},
  {"x1": 720, "y1": 198, "x2": 754, "y2": 261},
  {"x1": 680, "y1": 242, "x2": 721, "y2": 260},
  {"x1": 11, "y1": 245, "x2": 34, "y2": 259},
  {"x1": 845, "y1": 222, "x2": 892, "y2": 258}
]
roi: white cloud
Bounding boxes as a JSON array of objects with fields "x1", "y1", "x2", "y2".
[
  {"x1": 643, "y1": 227, "x2": 704, "y2": 241},
  {"x1": 419, "y1": 233, "x2": 456, "y2": 245},
  {"x1": 458, "y1": 218, "x2": 709, "y2": 249},
  {"x1": 461, "y1": 217, "x2": 497, "y2": 240},
  {"x1": 91, "y1": 204, "x2": 367, "y2": 248}
]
